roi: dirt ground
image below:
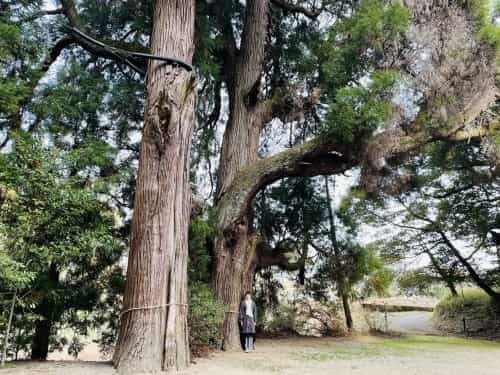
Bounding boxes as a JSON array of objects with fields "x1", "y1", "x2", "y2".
[{"x1": 2, "y1": 335, "x2": 500, "y2": 375}]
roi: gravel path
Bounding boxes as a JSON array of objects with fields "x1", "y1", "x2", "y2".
[{"x1": 387, "y1": 311, "x2": 439, "y2": 335}]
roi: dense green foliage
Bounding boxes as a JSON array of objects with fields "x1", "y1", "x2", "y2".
[
  {"x1": 345, "y1": 140, "x2": 499, "y2": 298},
  {"x1": 470, "y1": 0, "x2": 500, "y2": 49},
  {"x1": 325, "y1": 71, "x2": 399, "y2": 143},
  {"x1": 318, "y1": 0, "x2": 409, "y2": 142},
  {"x1": 188, "y1": 214, "x2": 216, "y2": 284},
  {"x1": 436, "y1": 289, "x2": 494, "y2": 315},
  {"x1": 0, "y1": 2, "x2": 46, "y2": 128},
  {"x1": 0, "y1": 134, "x2": 124, "y2": 358},
  {"x1": 397, "y1": 269, "x2": 454, "y2": 297},
  {"x1": 188, "y1": 283, "x2": 225, "y2": 354}
]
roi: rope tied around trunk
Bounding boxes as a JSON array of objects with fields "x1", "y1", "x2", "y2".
[{"x1": 120, "y1": 303, "x2": 188, "y2": 319}]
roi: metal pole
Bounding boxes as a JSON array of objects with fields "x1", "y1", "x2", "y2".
[
  {"x1": 1, "y1": 291, "x2": 16, "y2": 367},
  {"x1": 384, "y1": 303, "x2": 388, "y2": 332}
]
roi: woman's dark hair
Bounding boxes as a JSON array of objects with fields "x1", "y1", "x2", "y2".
[{"x1": 244, "y1": 291, "x2": 252, "y2": 297}]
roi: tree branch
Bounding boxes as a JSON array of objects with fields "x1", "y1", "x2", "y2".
[
  {"x1": 210, "y1": 1, "x2": 238, "y2": 87},
  {"x1": 271, "y1": 0, "x2": 321, "y2": 19},
  {"x1": 6, "y1": 35, "x2": 76, "y2": 133},
  {"x1": 60, "y1": 0, "x2": 84, "y2": 29},
  {"x1": 216, "y1": 136, "x2": 355, "y2": 230},
  {"x1": 216, "y1": 111, "x2": 497, "y2": 233},
  {"x1": 237, "y1": 0, "x2": 270, "y2": 95},
  {"x1": 19, "y1": 8, "x2": 64, "y2": 23},
  {"x1": 59, "y1": 1, "x2": 148, "y2": 74},
  {"x1": 436, "y1": 228, "x2": 500, "y2": 299},
  {"x1": 256, "y1": 240, "x2": 304, "y2": 270}
]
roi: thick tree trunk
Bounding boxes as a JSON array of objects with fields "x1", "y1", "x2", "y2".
[
  {"x1": 112, "y1": 1, "x2": 195, "y2": 373},
  {"x1": 31, "y1": 318, "x2": 52, "y2": 361},
  {"x1": 444, "y1": 278, "x2": 459, "y2": 297},
  {"x1": 212, "y1": 0, "x2": 270, "y2": 350},
  {"x1": 31, "y1": 264, "x2": 59, "y2": 361},
  {"x1": 215, "y1": 0, "x2": 270, "y2": 201},
  {"x1": 214, "y1": 224, "x2": 259, "y2": 350}
]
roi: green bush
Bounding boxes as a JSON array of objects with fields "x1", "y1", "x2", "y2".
[
  {"x1": 263, "y1": 304, "x2": 299, "y2": 335},
  {"x1": 262, "y1": 300, "x2": 344, "y2": 337},
  {"x1": 434, "y1": 289, "x2": 500, "y2": 337},
  {"x1": 188, "y1": 283, "x2": 225, "y2": 354},
  {"x1": 435, "y1": 289, "x2": 493, "y2": 315}
]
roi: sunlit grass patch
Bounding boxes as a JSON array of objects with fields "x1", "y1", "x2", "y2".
[
  {"x1": 0, "y1": 362, "x2": 17, "y2": 370},
  {"x1": 290, "y1": 334, "x2": 500, "y2": 363},
  {"x1": 379, "y1": 335, "x2": 500, "y2": 349},
  {"x1": 292, "y1": 343, "x2": 392, "y2": 361}
]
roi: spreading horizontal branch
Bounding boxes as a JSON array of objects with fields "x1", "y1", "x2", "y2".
[
  {"x1": 216, "y1": 137, "x2": 356, "y2": 229},
  {"x1": 216, "y1": 112, "x2": 498, "y2": 232}
]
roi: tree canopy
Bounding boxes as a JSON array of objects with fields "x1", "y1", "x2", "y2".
[{"x1": 0, "y1": 0, "x2": 499, "y2": 371}]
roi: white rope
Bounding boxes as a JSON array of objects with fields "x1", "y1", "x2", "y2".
[{"x1": 120, "y1": 303, "x2": 188, "y2": 319}]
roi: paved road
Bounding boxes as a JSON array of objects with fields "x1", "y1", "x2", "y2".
[{"x1": 386, "y1": 311, "x2": 439, "y2": 335}]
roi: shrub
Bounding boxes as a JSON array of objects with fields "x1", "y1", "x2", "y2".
[
  {"x1": 188, "y1": 283, "x2": 225, "y2": 354},
  {"x1": 434, "y1": 289, "x2": 500, "y2": 338},
  {"x1": 262, "y1": 304, "x2": 299, "y2": 335},
  {"x1": 435, "y1": 289, "x2": 492, "y2": 315},
  {"x1": 67, "y1": 336, "x2": 85, "y2": 359},
  {"x1": 261, "y1": 299, "x2": 344, "y2": 337}
]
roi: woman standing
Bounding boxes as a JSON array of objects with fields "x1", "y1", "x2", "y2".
[{"x1": 239, "y1": 292, "x2": 257, "y2": 353}]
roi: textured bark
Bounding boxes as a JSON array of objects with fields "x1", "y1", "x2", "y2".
[
  {"x1": 214, "y1": 227, "x2": 259, "y2": 350},
  {"x1": 112, "y1": 1, "x2": 195, "y2": 373},
  {"x1": 1, "y1": 291, "x2": 15, "y2": 365},
  {"x1": 213, "y1": 0, "x2": 270, "y2": 351},
  {"x1": 215, "y1": 0, "x2": 270, "y2": 200}
]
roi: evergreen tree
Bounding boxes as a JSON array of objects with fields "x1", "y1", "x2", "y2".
[
  {"x1": 0, "y1": 134, "x2": 123, "y2": 360},
  {"x1": 346, "y1": 141, "x2": 500, "y2": 299}
]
